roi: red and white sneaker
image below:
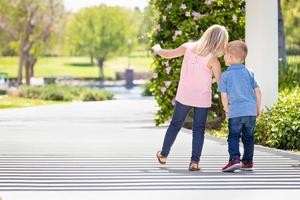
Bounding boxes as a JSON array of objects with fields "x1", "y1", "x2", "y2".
[
  {"x1": 222, "y1": 159, "x2": 241, "y2": 172},
  {"x1": 241, "y1": 161, "x2": 255, "y2": 171}
]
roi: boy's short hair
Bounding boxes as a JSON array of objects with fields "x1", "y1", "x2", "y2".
[{"x1": 226, "y1": 40, "x2": 248, "y2": 61}]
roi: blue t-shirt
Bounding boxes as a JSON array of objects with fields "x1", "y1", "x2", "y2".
[{"x1": 217, "y1": 64, "x2": 259, "y2": 118}]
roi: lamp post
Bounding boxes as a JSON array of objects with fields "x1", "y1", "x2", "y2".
[
  {"x1": 127, "y1": 38, "x2": 132, "y2": 69},
  {"x1": 125, "y1": 38, "x2": 134, "y2": 89}
]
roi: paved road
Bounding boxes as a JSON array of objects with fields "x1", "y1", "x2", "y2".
[{"x1": 0, "y1": 98, "x2": 299, "y2": 199}]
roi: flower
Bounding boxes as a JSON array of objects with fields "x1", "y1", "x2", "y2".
[
  {"x1": 232, "y1": 14, "x2": 237, "y2": 23},
  {"x1": 185, "y1": 11, "x2": 191, "y2": 17},
  {"x1": 172, "y1": 30, "x2": 182, "y2": 41},
  {"x1": 164, "y1": 61, "x2": 169, "y2": 67},
  {"x1": 192, "y1": 11, "x2": 202, "y2": 20},
  {"x1": 167, "y1": 3, "x2": 172, "y2": 9},
  {"x1": 172, "y1": 98, "x2": 176, "y2": 106},
  {"x1": 166, "y1": 67, "x2": 171, "y2": 74},
  {"x1": 156, "y1": 24, "x2": 162, "y2": 32},
  {"x1": 162, "y1": 15, "x2": 167, "y2": 22},
  {"x1": 164, "y1": 81, "x2": 171, "y2": 88},
  {"x1": 161, "y1": 87, "x2": 167, "y2": 94},
  {"x1": 180, "y1": 4, "x2": 187, "y2": 10},
  {"x1": 175, "y1": 30, "x2": 182, "y2": 36},
  {"x1": 153, "y1": 73, "x2": 158, "y2": 78},
  {"x1": 205, "y1": 0, "x2": 215, "y2": 5}
]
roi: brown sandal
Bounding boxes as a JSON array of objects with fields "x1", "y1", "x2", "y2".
[
  {"x1": 189, "y1": 161, "x2": 200, "y2": 171},
  {"x1": 156, "y1": 151, "x2": 167, "y2": 164}
]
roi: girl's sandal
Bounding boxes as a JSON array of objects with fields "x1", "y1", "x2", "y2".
[
  {"x1": 156, "y1": 151, "x2": 167, "y2": 164},
  {"x1": 189, "y1": 161, "x2": 200, "y2": 171}
]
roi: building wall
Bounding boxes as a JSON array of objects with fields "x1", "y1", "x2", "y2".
[{"x1": 246, "y1": 0, "x2": 278, "y2": 107}]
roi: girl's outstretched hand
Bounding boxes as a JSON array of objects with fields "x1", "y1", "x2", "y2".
[{"x1": 152, "y1": 44, "x2": 161, "y2": 53}]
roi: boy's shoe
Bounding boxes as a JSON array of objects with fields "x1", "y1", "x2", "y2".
[
  {"x1": 241, "y1": 161, "x2": 254, "y2": 171},
  {"x1": 222, "y1": 159, "x2": 241, "y2": 172}
]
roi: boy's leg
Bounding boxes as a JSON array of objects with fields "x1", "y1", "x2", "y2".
[
  {"x1": 160, "y1": 101, "x2": 191, "y2": 157},
  {"x1": 241, "y1": 116, "x2": 256, "y2": 162},
  {"x1": 191, "y1": 107, "x2": 209, "y2": 163},
  {"x1": 228, "y1": 117, "x2": 243, "y2": 160}
]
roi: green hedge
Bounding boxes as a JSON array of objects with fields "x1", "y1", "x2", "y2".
[
  {"x1": 255, "y1": 87, "x2": 300, "y2": 150},
  {"x1": 18, "y1": 85, "x2": 114, "y2": 102},
  {"x1": 149, "y1": 0, "x2": 245, "y2": 126}
]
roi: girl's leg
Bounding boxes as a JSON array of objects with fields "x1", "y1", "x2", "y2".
[
  {"x1": 191, "y1": 107, "x2": 209, "y2": 163},
  {"x1": 160, "y1": 101, "x2": 191, "y2": 157}
]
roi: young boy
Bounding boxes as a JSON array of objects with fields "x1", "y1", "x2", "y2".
[{"x1": 217, "y1": 40, "x2": 262, "y2": 172}]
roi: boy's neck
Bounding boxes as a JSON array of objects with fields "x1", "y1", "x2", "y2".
[{"x1": 229, "y1": 62, "x2": 244, "y2": 66}]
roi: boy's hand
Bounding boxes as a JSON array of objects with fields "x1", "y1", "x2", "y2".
[
  {"x1": 224, "y1": 108, "x2": 228, "y2": 117},
  {"x1": 225, "y1": 111, "x2": 228, "y2": 117},
  {"x1": 152, "y1": 44, "x2": 161, "y2": 53},
  {"x1": 256, "y1": 107, "x2": 261, "y2": 117}
]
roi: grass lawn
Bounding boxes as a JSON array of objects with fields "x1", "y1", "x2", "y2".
[
  {"x1": 0, "y1": 96, "x2": 62, "y2": 109},
  {"x1": 0, "y1": 50, "x2": 153, "y2": 79},
  {"x1": 287, "y1": 55, "x2": 300, "y2": 64}
]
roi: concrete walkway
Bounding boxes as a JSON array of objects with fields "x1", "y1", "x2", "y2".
[{"x1": 0, "y1": 98, "x2": 299, "y2": 199}]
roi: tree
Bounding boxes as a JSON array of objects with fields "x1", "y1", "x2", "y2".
[
  {"x1": 282, "y1": 0, "x2": 300, "y2": 55},
  {"x1": 278, "y1": 0, "x2": 287, "y2": 68},
  {"x1": 136, "y1": 6, "x2": 155, "y2": 45},
  {"x1": 0, "y1": 0, "x2": 64, "y2": 85},
  {"x1": 67, "y1": 5, "x2": 138, "y2": 80},
  {"x1": 149, "y1": 0, "x2": 245, "y2": 126}
]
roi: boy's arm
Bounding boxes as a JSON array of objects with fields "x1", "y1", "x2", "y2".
[
  {"x1": 254, "y1": 87, "x2": 262, "y2": 117},
  {"x1": 220, "y1": 92, "x2": 229, "y2": 116},
  {"x1": 209, "y1": 56, "x2": 221, "y2": 84},
  {"x1": 152, "y1": 43, "x2": 188, "y2": 59}
]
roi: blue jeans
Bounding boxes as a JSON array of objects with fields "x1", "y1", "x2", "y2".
[
  {"x1": 228, "y1": 116, "x2": 256, "y2": 162},
  {"x1": 160, "y1": 101, "x2": 209, "y2": 163}
]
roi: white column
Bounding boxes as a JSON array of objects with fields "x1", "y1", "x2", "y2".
[{"x1": 245, "y1": 0, "x2": 278, "y2": 107}]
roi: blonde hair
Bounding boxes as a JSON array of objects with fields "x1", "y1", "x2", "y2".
[
  {"x1": 192, "y1": 24, "x2": 229, "y2": 57},
  {"x1": 226, "y1": 40, "x2": 248, "y2": 62}
]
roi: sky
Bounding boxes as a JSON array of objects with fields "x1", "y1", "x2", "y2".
[{"x1": 63, "y1": 0, "x2": 148, "y2": 12}]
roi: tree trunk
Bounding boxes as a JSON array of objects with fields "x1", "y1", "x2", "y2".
[
  {"x1": 278, "y1": 0, "x2": 287, "y2": 68},
  {"x1": 90, "y1": 55, "x2": 94, "y2": 65},
  {"x1": 98, "y1": 57, "x2": 105, "y2": 81},
  {"x1": 30, "y1": 56, "x2": 37, "y2": 78},
  {"x1": 17, "y1": 48, "x2": 25, "y2": 85},
  {"x1": 25, "y1": 54, "x2": 37, "y2": 85},
  {"x1": 24, "y1": 51, "x2": 30, "y2": 85}
]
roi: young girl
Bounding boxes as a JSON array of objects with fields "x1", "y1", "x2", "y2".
[{"x1": 152, "y1": 24, "x2": 229, "y2": 171}]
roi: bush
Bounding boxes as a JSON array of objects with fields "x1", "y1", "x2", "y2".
[
  {"x1": 19, "y1": 86, "x2": 43, "y2": 99},
  {"x1": 255, "y1": 87, "x2": 300, "y2": 150},
  {"x1": 18, "y1": 85, "x2": 113, "y2": 102},
  {"x1": 142, "y1": 82, "x2": 153, "y2": 96},
  {"x1": 149, "y1": 0, "x2": 245, "y2": 125},
  {"x1": 81, "y1": 89, "x2": 113, "y2": 101},
  {"x1": 41, "y1": 86, "x2": 70, "y2": 101},
  {"x1": 279, "y1": 58, "x2": 300, "y2": 90},
  {"x1": 0, "y1": 89, "x2": 7, "y2": 95}
]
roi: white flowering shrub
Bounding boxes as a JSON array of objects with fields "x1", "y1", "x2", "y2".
[{"x1": 149, "y1": 0, "x2": 245, "y2": 126}]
